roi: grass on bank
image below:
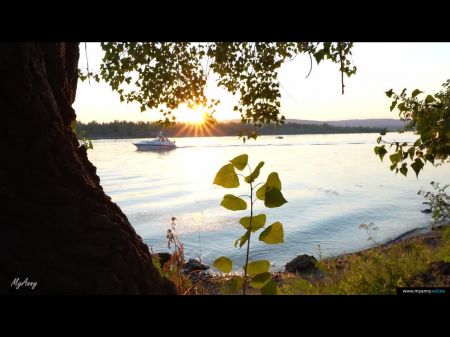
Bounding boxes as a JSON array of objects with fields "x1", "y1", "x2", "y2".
[
  {"x1": 151, "y1": 225, "x2": 450, "y2": 295},
  {"x1": 281, "y1": 226, "x2": 450, "y2": 295}
]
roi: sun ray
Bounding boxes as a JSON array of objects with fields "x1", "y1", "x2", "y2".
[{"x1": 171, "y1": 102, "x2": 223, "y2": 138}]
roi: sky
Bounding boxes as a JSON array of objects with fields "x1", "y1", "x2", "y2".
[{"x1": 73, "y1": 43, "x2": 450, "y2": 123}]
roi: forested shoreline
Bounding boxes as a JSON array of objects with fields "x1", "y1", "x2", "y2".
[{"x1": 76, "y1": 120, "x2": 389, "y2": 139}]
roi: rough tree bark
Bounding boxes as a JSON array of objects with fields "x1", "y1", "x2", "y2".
[{"x1": 0, "y1": 43, "x2": 176, "y2": 294}]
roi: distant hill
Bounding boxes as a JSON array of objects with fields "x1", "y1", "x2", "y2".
[
  {"x1": 221, "y1": 118, "x2": 406, "y2": 130},
  {"x1": 285, "y1": 118, "x2": 405, "y2": 130}
]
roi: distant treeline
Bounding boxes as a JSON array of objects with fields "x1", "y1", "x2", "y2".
[{"x1": 75, "y1": 120, "x2": 386, "y2": 139}]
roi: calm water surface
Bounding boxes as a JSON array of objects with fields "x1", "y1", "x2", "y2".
[{"x1": 87, "y1": 133, "x2": 449, "y2": 271}]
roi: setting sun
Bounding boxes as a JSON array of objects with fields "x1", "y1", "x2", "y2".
[
  {"x1": 168, "y1": 103, "x2": 223, "y2": 137},
  {"x1": 175, "y1": 104, "x2": 208, "y2": 124}
]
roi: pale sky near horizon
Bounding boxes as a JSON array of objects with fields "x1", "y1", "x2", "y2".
[{"x1": 73, "y1": 42, "x2": 450, "y2": 123}]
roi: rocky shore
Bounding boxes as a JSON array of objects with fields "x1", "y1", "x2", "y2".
[{"x1": 175, "y1": 223, "x2": 450, "y2": 295}]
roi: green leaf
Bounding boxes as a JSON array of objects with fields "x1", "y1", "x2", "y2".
[
  {"x1": 220, "y1": 194, "x2": 247, "y2": 211},
  {"x1": 264, "y1": 187, "x2": 287, "y2": 208},
  {"x1": 266, "y1": 172, "x2": 282, "y2": 190},
  {"x1": 398, "y1": 102, "x2": 407, "y2": 112},
  {"x1": 411, "y1": 158, "x2": 424, "y2": 178},
  {"x1": 229, "y1": 154, "x2": 248, "y2": 171},
  {"x1": 245, "y1": 161, "x2": 265, "y2": 183},
  {"x1": 376, "y1": 136, "x2": 382, "y2": 144},
  {"x1": 254, "y1": 182, "x2": 265, "y2": 200},
  {"x1": 424, "y1": 153, "x2": 435, "y2": 165},
  {"x1": 249, "y1": 272, "x2": 272, "y2": 289},
  {"x1": 239, "y1": 214, "x2": 266, "y2": 232},
  {"x1": 258, "y1": 172, "x2": 285, "y2": 204},
  {"x1": 259, "y1": 222, "x2": 284, "y2": 244},
  {"x1": 235, "y1": 230, "x2": 250, "y2": 248},
  {"x1": 314, "y1": 50, "x2": 325, "y2": 64},
  {"x1": 374, "y1": 146, "x2": 387, "y2": 162},
  {"x1": 213, "y1": 164, "x2": 239, "y2": 188},
  {"x1": 412, "y1": 89, "x2": 423, "y2": 98},
  {"x1": 213, "y1": 256, "x2": 232, "y2": 273},
  {"x1": 389, "y1": 153, "x2": 397, "y2": 164},
  {"x1": 261, "y1": 280, "x2": 279, "y2": 295},
  {"x1": 390, "y1": 100, "x2": 397, "y2": 112},
  {"x1": 400, "y1": 164, "x2": 408, "y2": 177},
  {"x1": 389, "y1": 151, "x2": 402, "y2": 164},
  {"x1": 385, "y1": 89, "x2": 394, "y2": 98},
  {"x1": 246, "y1": 260, "x2": 270, "y2": 275},
  {"x1": 226, "y1": 277, "x2": 244, "y2": 294},
  {"x1": 408, "y1": 147, "x2": 415, "y2": 160},
  {"x1": 402, "y1": 150, "x2": 409, "y2": 160},
  {"x1": 425, "y1": 95, "x2": 435, "y2": 104}
]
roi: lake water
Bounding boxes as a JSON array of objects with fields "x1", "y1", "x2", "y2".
[{"x1": 87, "y1": 133, "x2": 449, "y2": 271}]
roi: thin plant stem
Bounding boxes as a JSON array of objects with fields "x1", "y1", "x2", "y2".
[{"x1": 243, "y1": 181, "x2": 253, "y2": 295}]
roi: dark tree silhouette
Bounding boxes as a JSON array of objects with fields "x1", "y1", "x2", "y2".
[{"x1": 0, "y1": 43, "x2": 175, "y2": 294}]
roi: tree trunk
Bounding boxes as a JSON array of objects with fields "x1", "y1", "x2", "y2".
[{"x1": 0, "y1": 43, "x2": 176, "y2": 294}]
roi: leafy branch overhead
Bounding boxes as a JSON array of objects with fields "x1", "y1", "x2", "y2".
[
  {"x1": 374, "y1": 80, "x2": 450, "y2": 177},
  {"x1": 79, "y1": 42, "x2": 356, "y2": 139},
  {"x1": 212, "y1": 154, "x2": 287, "y2": 295}
]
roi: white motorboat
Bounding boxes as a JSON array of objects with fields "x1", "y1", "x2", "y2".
[{"x1": 133, "y1": 132, "x2": 176, "y2": 151}]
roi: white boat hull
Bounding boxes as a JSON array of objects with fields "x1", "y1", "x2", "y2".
[
  {"x1": 133, "y1": 140, "x2": 176, "y2": 151},
  {"x1": 134, "y1": 144, "x2": 176, "y2": 150}
]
